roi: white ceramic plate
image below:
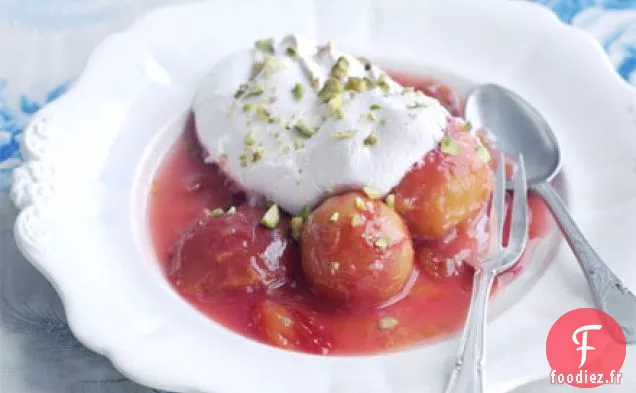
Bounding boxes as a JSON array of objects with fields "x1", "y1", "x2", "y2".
[{"x1": 9, "y1": 1, "x2": 636, "y2": 392}]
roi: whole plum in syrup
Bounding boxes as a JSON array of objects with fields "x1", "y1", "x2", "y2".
[
  {"x1": 170, "y1": 206, "x2": 296, "y2": 297},
  {"x1": 301, "y1": 192, "x2": 414, "y2": 308},
  {"x1": 395, "y1": 130, "x2": 494, "y2": 240}
]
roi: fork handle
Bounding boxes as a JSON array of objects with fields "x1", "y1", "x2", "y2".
[
  {"x1": 534, "y1": 182, "x2": 636, "y2": 344},
  {"x1": 445, "y1": 269, "x2": 496, "y2": 393}
]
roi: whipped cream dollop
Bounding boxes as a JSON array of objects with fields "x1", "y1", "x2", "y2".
[{"x1": 193, "y1": 35, "x2": 449, "y2": 215}]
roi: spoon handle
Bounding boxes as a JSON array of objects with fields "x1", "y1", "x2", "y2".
[
  {"x1": 533, "y1": 182, "x2": 636, "y2": 343},
  {"x1": 445, "y1": 269, "x2": 495, "y2": 393}
]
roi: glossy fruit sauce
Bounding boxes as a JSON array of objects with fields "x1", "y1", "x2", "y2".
[{"x1": 149, "y1": 73, "x2": 554, "y2": 355}]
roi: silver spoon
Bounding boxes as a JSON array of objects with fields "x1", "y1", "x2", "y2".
[{"x1": 465, "y1": 84, "x2": 636, "y2": 344}]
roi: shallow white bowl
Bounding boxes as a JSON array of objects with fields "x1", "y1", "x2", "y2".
[{"x1": 10, "y1": 0, "x2": 636, "y2": 392}]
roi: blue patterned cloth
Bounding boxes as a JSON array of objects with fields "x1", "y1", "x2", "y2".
[{"x1": 0, "y1": 2, "x2": 635, "y2": 392}]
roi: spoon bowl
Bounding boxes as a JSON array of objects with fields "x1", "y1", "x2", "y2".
[{"x1": 465, "y1": 84, "x2": 561, "y2": 187}]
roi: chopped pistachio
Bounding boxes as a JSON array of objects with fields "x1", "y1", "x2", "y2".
[
  {"x1": 261, "y1": 55, "x2": 286, "y2": 76},
  {"x1": 375, "y1": 235, "x2": 391, "y2": 250},
  {"x1": 239, "y1": 154, "x2": 248, "y2": 167},
  {"x1": 292, "y1": 83, "x2": 304, "y2": 101},
  {"x1": 370, "y1": 104, "x2": 381, "y2": 111},
  {"x1": 463, "y1": 121, "x2": 473, "y2": 132},
  {"x1": 331, "y1": 56, "x2": 350, "y2": 79},
  {"x1": 250, "y1": 145, "x2": 265, "y2": 162},
  {"x1": 379, "y1": 317, "x2": 399, "y2": 330},
  {"x1": 330, "y1": 212, "x2": 340, "y2": 222},
  {"x1": 327, "y1": 95, "x2": 345, "y2": 119},
  {"x1": 330, "y1": 261, "x2": 340, "y2": 275},
  {"x1": 407, "y1": 101, "x2": 428, "y2": 109},
  {"x1": 246, "y1": 85, "x2": 265, "y2": 98},
  {"x1": 268, "y1": 116, "x2": 280, "y2": 124},
  {"x1": 363, "y1": 133, "x2": 379, "y2": 146},
  {"x1": 351, "y1": 214, "x2": 364, "y2": 227},
  {"x1": 377, "y1": 74, "x2": 390, "y2": 93},
  {"x1": 318, "y1": 77, "x2": 344, "y2": 102},
  {"x1": 379, "y1": 119, "x2": 389, "y2": 126},
  {"x1": 440, "y1": 136, "x2": 460, "y2": 156},
  {"x1": 260, "y1": 204, "x2": 280, "y2": 229},
  {"x1": 227, "y1": 206, "x2": 237, "y2": 215},
  {"x1": 355, "y1": 197, "x2": 366, "y2": 211},
  {"x1": 254, "y1": 38, "x2": 275, "y2": 53},
  {"x1": 332, "y1": 130, "x2": 357, "y2": 139},
  {"x1": 234, "y1": 83, "x2": 249, "y2": 98},
  {"x1": 290, "y1": 216, "x2": 304, "y2": 240},
  {"x1": 367, "y1": 112, "x2": 377, "y2": 121},
  {"x1": 293, "y1": 138, "x2": 305, "y2": 150},
  {"x1": 363, "y1": 186, "x2": 382, "y2": 200},
  {"x1": 285, "y1": 47, "x2": 298, "y2": 58},
  {"x1": 385, "y1": 193, "x2": 396, "y2": 209},
  {"x1": 294, "y1": 121, "x2": 315, "y2": 138},
  {"x1": 242, "y1": 103, "x2": 252, "y2": 112},
  {"x1": 208, "y1": 208, "x2": 225, "y2": 217},
  {"x1": 255, "y1": 103, "x2": 272, "y2": 122},
  {"x1": 300, "y1": 206, "x2": 312, "y2": 218},
  {"x1": 345, "y1": 77, "x2": 367, "y2": 92},
  {"x1": 364, "y1": 77, "x2": 376, "y2": 89},
  {"x1": 244, "y1": 130, "x2": 257, "y2": 146},
  {"x1": 477, "y1": 144, "x2": 491, "y2": 163}
]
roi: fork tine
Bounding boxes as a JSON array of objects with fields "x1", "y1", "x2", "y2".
[
  {"x1": 506, "y1": 154, "x2": 529, "y2": 259},
  {"x1": 493, "y1": 152, "x2": 506, "y2": 251}
]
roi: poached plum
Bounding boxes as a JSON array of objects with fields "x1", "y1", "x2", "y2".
[
  {"x1": 301, "y1": 192, "x2": 414, "y2": 308},
  {"x1": 395, "y1": 131, "x2": 493, "y2": 239},
  {"x1": 170, "y1": 206, "x2": 296, "y2": 296}
]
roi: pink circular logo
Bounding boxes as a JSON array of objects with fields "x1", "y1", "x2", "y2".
[{"x1": 546, "y1": 308, "x2": 626, "y2": 388}]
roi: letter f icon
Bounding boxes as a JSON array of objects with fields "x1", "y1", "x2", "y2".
[{"x1": 573, "y1": 324, "x2": 602, "y2": 368}]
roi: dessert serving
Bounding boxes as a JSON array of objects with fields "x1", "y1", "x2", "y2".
[
  {"x1": 12, "y1": 1, "x2": 636, "y2": 390},
  {"x1": 149, "y1": 35, "x2": 552, "y2": 355}
]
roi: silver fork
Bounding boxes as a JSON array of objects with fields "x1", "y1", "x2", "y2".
[{"x1": 444, "y1": 153, "x2": 530, "y2": 393}]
